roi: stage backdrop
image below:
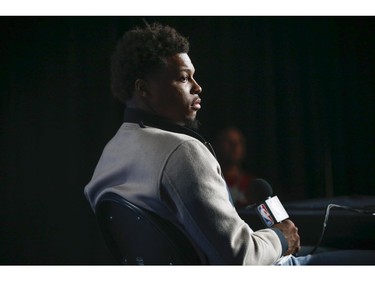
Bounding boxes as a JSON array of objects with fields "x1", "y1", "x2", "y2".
[{"x1": 1, "y1": 16, "x2": 374, "y2": 264}]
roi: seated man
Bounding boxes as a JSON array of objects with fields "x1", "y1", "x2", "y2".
[{"x1": 84, "y1": 22, "x2": 375, "y2": 265}]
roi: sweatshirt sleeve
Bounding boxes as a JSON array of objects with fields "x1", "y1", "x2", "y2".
[{"x1": 160, "y1": 139, "x2": 286, "y2": 265}]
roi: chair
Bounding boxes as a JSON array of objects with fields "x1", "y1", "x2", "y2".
[{"x1": 95, "y1": 192, "x2": 205, "y2": 265}]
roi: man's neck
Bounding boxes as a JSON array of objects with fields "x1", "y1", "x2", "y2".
[{"x1": 126, "y1": 102, "x2": 199, "y2": 130}]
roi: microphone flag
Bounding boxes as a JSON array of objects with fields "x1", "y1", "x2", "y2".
[{"x1": 256, "y1": 196, "x2": 289, "y2": 227}]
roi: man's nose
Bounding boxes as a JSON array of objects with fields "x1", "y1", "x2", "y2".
[{"x1": 191, "y1": 78, "x2": 202, "y2": 95}]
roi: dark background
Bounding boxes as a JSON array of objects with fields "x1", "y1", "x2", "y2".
[{"x1": 1, "y1": 16, "x2": 374, "y2": 264}]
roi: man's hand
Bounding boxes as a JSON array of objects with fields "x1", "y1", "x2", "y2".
[{"x1": 273, "y1": 219, "x2": 301, "y2": 256}]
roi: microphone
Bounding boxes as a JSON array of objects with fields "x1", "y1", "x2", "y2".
[{"x1": 248, "y1": 178, "x2": 289, "y2": 227}]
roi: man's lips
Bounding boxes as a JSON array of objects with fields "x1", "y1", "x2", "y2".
[{"x1": 192, "y1": 98, "x2": 201, "y2": 110}]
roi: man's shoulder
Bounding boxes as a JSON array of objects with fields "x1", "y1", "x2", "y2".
[{"x1": 105, "y1": 123, "x2": 206, "y2": 157}]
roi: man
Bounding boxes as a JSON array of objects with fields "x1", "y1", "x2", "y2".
[
  {"x1": 214, "y1": 127, "x2": 256, "y2": 208},
  {"x1": 84, "y1": 22, "x2": 300, "y2": 265}
]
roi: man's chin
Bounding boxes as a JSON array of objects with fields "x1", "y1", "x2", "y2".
[{"x1": 184, "y1": 119, "x2": 200, "y2": 130}]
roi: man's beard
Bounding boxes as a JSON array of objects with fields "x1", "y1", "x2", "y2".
[{"x1": 184, "y1": 119, "x2": 200, "y2": 131}]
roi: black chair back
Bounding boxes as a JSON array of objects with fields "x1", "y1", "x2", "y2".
[{"x1": 95, "y1": 192, "x2": 204, "y2": 265}]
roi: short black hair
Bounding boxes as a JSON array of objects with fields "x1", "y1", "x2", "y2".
[{"x1": 110, "y1": 22, "x2": 190, "y2": 104}]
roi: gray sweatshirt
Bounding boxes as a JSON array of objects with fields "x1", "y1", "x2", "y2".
[{"x1": 84, "y1": 120, "x2": 287, "y2": 265}]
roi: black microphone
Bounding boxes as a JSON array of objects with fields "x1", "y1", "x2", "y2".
[{"x1": 248, "y1": 178, "x2": 289, "y2": 227}]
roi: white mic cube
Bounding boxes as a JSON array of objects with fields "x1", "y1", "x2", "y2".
[{"x1": 256, "y1": 196, "x2": 289, "y2": 227}]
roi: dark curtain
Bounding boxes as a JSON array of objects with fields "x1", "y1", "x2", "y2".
[{"x1": 1, "y1": 16, "x2": 374, "y2": 264}]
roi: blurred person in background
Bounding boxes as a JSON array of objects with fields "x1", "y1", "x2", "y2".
[{"x1": 214, "y1": 127, "x2": 256, "y2": 208}]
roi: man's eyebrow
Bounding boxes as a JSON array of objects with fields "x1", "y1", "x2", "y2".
[{"x1": 178, "y1": 67, "x2": 195, "y2": 73}]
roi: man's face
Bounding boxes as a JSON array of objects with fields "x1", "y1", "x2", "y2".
[{"x1": 145, "y1": 53, "x2": 202, "y2": 125}]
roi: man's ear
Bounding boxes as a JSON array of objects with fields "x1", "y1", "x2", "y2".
[{"x1": 134, "y1": 79, "x2": 149, "y2": 98}]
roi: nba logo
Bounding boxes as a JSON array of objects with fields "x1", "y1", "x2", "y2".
[{"x1": 257, "y1": 204, "x2": 275, "y2": 227}]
